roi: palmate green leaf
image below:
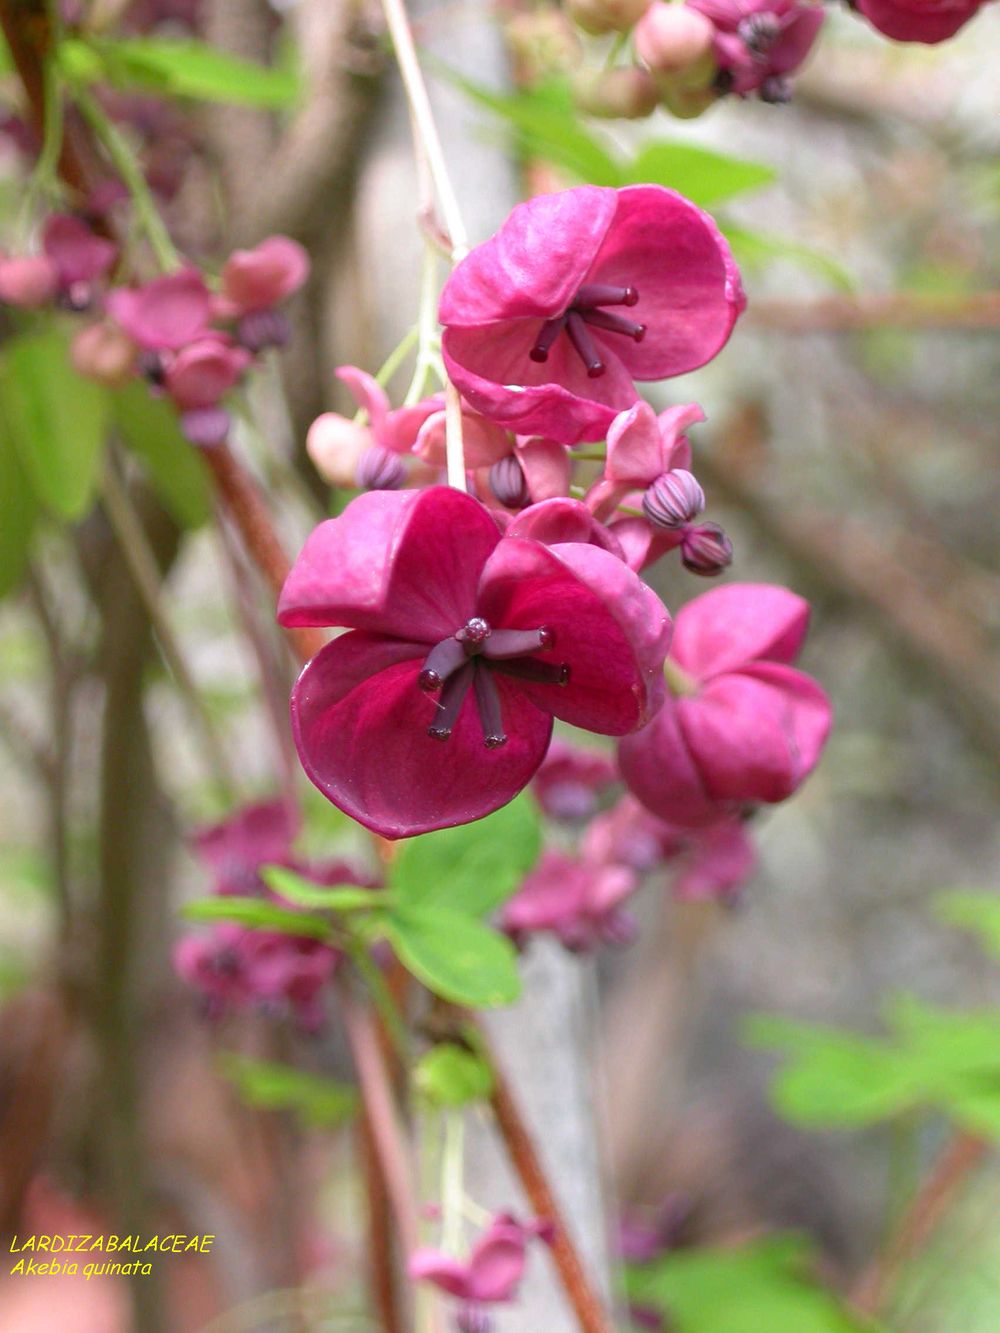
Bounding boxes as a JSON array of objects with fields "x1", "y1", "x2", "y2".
[
  {"x1": 112, "y1": 383, "x2": 211, "y2": 529},
  {"x1": 181, "y1": 895, "x2": 331, "y2": 939},
  {"x1": 60, "y1": 36, "x2": 300, "y2": 108},
  {"x1": 745, "y1": 1014, "x2": 921, "y2": 1126},
  {"x1": 0, "y1": 421, "x2": 40, "y2": 598},
  {"x1": 0, "y1": 331, "x2": 109, "y2": 520},
  {"x1": 219, "y1": 1054, "x2": 358, "y2": 1127},
  {"x1": 384, "y1": 904, "x2": 521, "y2": 1008},
  {"x1": 623, "y1": 142, "x2": 777, "y2": 207},
  {"x1": 260, "y1": 865, "x2": 384, "y2": 914},
  {"x1": 414, "y1": 1042, "x2": 495, "y2": 1107},
  {"x1": 627, "y1": 1235, "x2": 880, "y2": 1333},
  {"x1": 933, "y1": 890, "x2": 1000, "y2": 960},
  {"x1": 390, "y1": 795, "x2": 542, "y2": 917}
]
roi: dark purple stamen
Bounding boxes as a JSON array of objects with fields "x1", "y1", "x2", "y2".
[
  {"x1": 529, "y1": 283, "x2": 642, "y2": 377},
  {"x1": 492, "y1": 658, "x2": 570, "y2": 686},
  {"x1": 473, "y1": 664, "x2": 507, "y2": 748},
  {"x1": 419, "y1": 618, "x2": 568, "y2": 747},
  {"x1": 428, "y1": 662, "x2": 474, "y2": 740},
  {"x1": 482, "y1": 626, "x2": 553, "y2": 659}
]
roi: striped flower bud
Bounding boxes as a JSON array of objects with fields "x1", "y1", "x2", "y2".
[
  {"x1": 680, "y1": 521, "x2": 733, "y2": 576},
  {"x1": 356, "y1": 445, "x2": 406, "y2": 491},
  {"x1": 642, "y1": 469, "x2": 705, "y2": 529},
  {"x1": 489, "y1": 455, "x2": 531, "y2": 509}
]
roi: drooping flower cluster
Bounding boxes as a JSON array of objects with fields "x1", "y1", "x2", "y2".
[{"x1": 173, "y1": 798, "x2": 375, "y2": 1030}]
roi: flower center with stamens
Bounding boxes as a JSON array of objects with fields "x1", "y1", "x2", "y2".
[
  {"x1": 529, "y1": 283, "x2": 646, "y2": 380},
  {"x1": 418, "y1": 617, "x2": 570, "y2": 748}
]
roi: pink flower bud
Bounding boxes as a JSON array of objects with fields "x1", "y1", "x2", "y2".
[
  {"x1": 681, "y1": 521, "x2": 733, "y2": 575},
  {"x1": 164, "y1": 336, "x2": 251, "y2": 410},
  {"x1": 70, "y1": 320, "x2": 138, "y2": 387},
  {"x1": 572, "y1": 67, "x2": 660, "y2": 120},
  {"x1": 0, "y1": 254, "x2": 58, "y2": 308},
  {"x1": 565, "y1": 0, "x2": 650, "y2": 36},
  {"x1": 635, "y1": 3, "x2": 716, "y2": 77},
  {"x1": 42, "y1": 214, "x2": 116, "y2": 287},
  {"x1": 306, "y1": 413, "x2": 372, "y2": 487},
  {"x1": 642, "y1": 469, "x2": 705, "y2": 529},
  {"x1": 221, "y1": 235, "x2": 310, "y2": 315}
]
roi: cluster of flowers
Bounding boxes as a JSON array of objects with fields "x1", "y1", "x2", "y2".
[
  {"x1": 281, "y1": 185, "x2": 830, "y2": 869},
  {"x1": 509, "y1": 0, "x2": 991, "y2": 124},
  {"x1": 0, "y1": 219, "x2": 308, "y2": 445},
  {"x1": 173, "y1": 798, "x2": 375, "y2": 1030}
]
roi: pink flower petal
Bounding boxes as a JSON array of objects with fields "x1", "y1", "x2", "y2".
[
  {"x1": 855, "y1": 0, "x2": 980, "y2": 41},
  {"x1": 221, "y1": 235, "x2": 309, "y2": 313},
  {"x1": 278, "y1": 488, "x2": 501, "y2": 641},
  {"x1": 585, "y1": 186, "x2": 745, "y2": 380},
  {"x1": 407, "y1": 1249, "x2": 472, "y2": 1299},
  {"x1": 671, "y1": 582, "x2": 812, "y2": 680},
  {"x1": 440, "y1": 186, "x2": 618, "y2": 326},
  {"x1": 606, "y1": 517, "x2": 682, "y2": 572},
  {"x1": 678, "y1": 662, "x2": 832, "y2": 804},
  {"x1": 506, "y1": 498, "x2": 626, "y2": 559},
  {"x1": 516, "y1": 437, "x2": 572, "y2": 501},
  {"x1": 414, "y1": 407, "x2": 511, "y2": 467},
  {"x1": 42, "y1": 214, "x2": 117, "y2": 285},
  {"x1": 336, "y1": 365, "x2": 391, "y2": 439},
  {"x1": 106, "y1": 269, "x2": 212, "y2": 350},
  {"x1": 618, "y1": 700, "x2": 733, "y2": 827},
  {"x1": 290, "y1": 632, "x2": 553, "y2": 837},
  {"x1": 466, "y1": 1230, "x2": 529, "y2": 1304},
  {"x1": 477, "y1": 538, "x2": 671, "y2": 735}
]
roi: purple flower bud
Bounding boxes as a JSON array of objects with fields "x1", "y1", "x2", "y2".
[
  {"x1": 489, "y1": 455, "x2": 530, "y2": 509},
  {"x1": 738, "y1": 11, "x2": 781, "y2": 51},
  {"x1": 680, "y1": 522, "x2": 734, "y2": 576},
  {"x1": 456, "y1": 1306, "x2": 492, "y2": 1333},
  {"x1": 236, "y1": 308, "x2": 292, "y2": 353},
  {"x1": 642, "y1": 469, "x2": 705, "y2": 530},
  {"x1": 138, "y1": 348, "x2": 167, "y2": 386},
  {"x1": 356, "y1": 445, "x2": 406, "y2": 491},
  {"x1": 759, "y1": 75, "x2": 793, "y2": 103},
  {"x1": 181, "y1": 407, "x2": 231, "y2": 447}
]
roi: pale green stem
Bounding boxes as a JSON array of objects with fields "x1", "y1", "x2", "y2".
[
  {"x1": 404, "y1": 244, "x2": 443, "y2": 407},
  {"x1": 441, "y1": 1112, "x2": 466, "y2": 1254},
  {"x1": 73, "y1": 83, "x2": 179, "y2": 271},
  {"x1": 345, "y1": 936, "x2": 410, "y2": 1060},
  {"x1": 100, "y1": 458, "x2": 238, "y2": 799},
  {"x1": 604, "y1": 31, "x2": 630, "y2": 69},
  {"x1": 377, "y1": 324, "x2": 421, "y2": 389},
  {"x1": 22, "y1": 59, "x2": 64, "y2": 224}
]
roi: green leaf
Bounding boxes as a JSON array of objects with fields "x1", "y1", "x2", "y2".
[
  {"x1": 414, "y1": 1043, "x2": 495, "y2": 1107},
  {"x1": 445, "y1": 72, "x2": 622, "y2": 187},
  {"x1": 623, "y1": 142, "x2": 776, "y2": 207},
  {"x1": 0, "y1": 422, "x2": 40, "y2": 597},
  {"x1": 933, "y1": 890, "x2": 1000, "y2": 960},
  {"x1": 0, "y1": 332, "x2": 109, "y2": 519},
  {"x1": 385, "y1": 904, "x2": 521, "y2": 1008},
  {"x1": 112, "y1": 383, "x2": 211, "y2": 529},
  {"x1": 181, "y1": 896, "x2": 331, "y2": 939},
  {"x1": 745, "y1": 1014, "x2": 920, "y2": 1126},
  {"x1": 724, "y1": 225, "x2": 855, "y2": 293},
  {"x1": 260, "y1": 865, "x2": 384, "y2": 914},
  {"x1": 61, "y1": 36, "x2": 301, "y2": 108},
  {"x1": 390, "y1": 795, "x2": 542, "y2": 917},
  {"x1": 627, "y1": 1235, "x2": 880, "y2": 1333},
  {"x1": 219, "y1": 1054, "x2": 358, "y2": 1127}
]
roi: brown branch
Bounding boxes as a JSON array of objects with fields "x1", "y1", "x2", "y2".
[
  {"x1": 474, "y1": 1022, "x2": 614, "y2": 1333},
  {"x1": 852, "y1": 1132, "x2": 989, "y2": 1314},
  {"x1": 745, "y1": 292, "x2": 1000, "y2": 333}
]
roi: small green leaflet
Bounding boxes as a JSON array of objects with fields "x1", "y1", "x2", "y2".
[
  {"x1": 260, "y1": 865, "x2": 385, "y2": 914},
  {"x1": 414, "y1": 1042, "x2": 495, "y2": 1107},
  {"x1": 384, "y1": 904, "x2": 522, "y2": 1009},
  {"x1": 219, "y1": 1054, "x2": 358, "y2": 1127},
  {"x1": 627, "y1": 1234, "x2": 883, "y2": 1333},
  {"x1": 0, "y1": 331, "x2": 109, "y2": 520},
  {"x1": 390, "y1": 794, "x2": 541, "y2": 917},
  {"x1": 181, "y1": 895, "x2": 331, "y2": 939},
  {"x1": 59, "y1": 36, "x2": 300, "y2": 109}
]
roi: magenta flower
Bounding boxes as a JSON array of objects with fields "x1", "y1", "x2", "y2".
[
  {"x1": 439, "y1": 186, "x2": 744, "y2": 446},
  {"x1": 689, "y1": 0, "x2": 824, "y2": 100},
  {"x1": 338, "y1": 365, "x2": 444, "y2": 453},
  {"x1": 532, "y1": 737, "x2": 618, "y2": 821},
  {"x1": 854, "y1": 0, "x2": 983, "y2": 41},
  {"x1": 193, "y1": 797, "x2": 300, "y2": 896},
  {"x1": 585, "y1": 400, "x2": 703, "y2": 521},
  {"x1": 505, "y1": 496, "x2": 627, "y2": 560},
  {"x1": 163, "y1": 334, "x2": 251, "y2": 410},
  {"x1": 502, "y1": 849, "x2": 637, "y2": 950},
  {"x1": 220, "y1": 234, "x2": 309, "y2": 314},
  {"x1": 106, "y1": 268, "x2": 212, "y2": 350},
  {"x1": 409, "y1": 1213, "x2": 554, "y2": 1307},
  {"x1": 278, "y1": 487, "x2": 671, "y2": 837},
  {"x1": 619, "y1": 583, "x2": 832, "y2": 826},
  {"x1": 41, "y1": 214, "x2": 116, "y2": 288}
]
